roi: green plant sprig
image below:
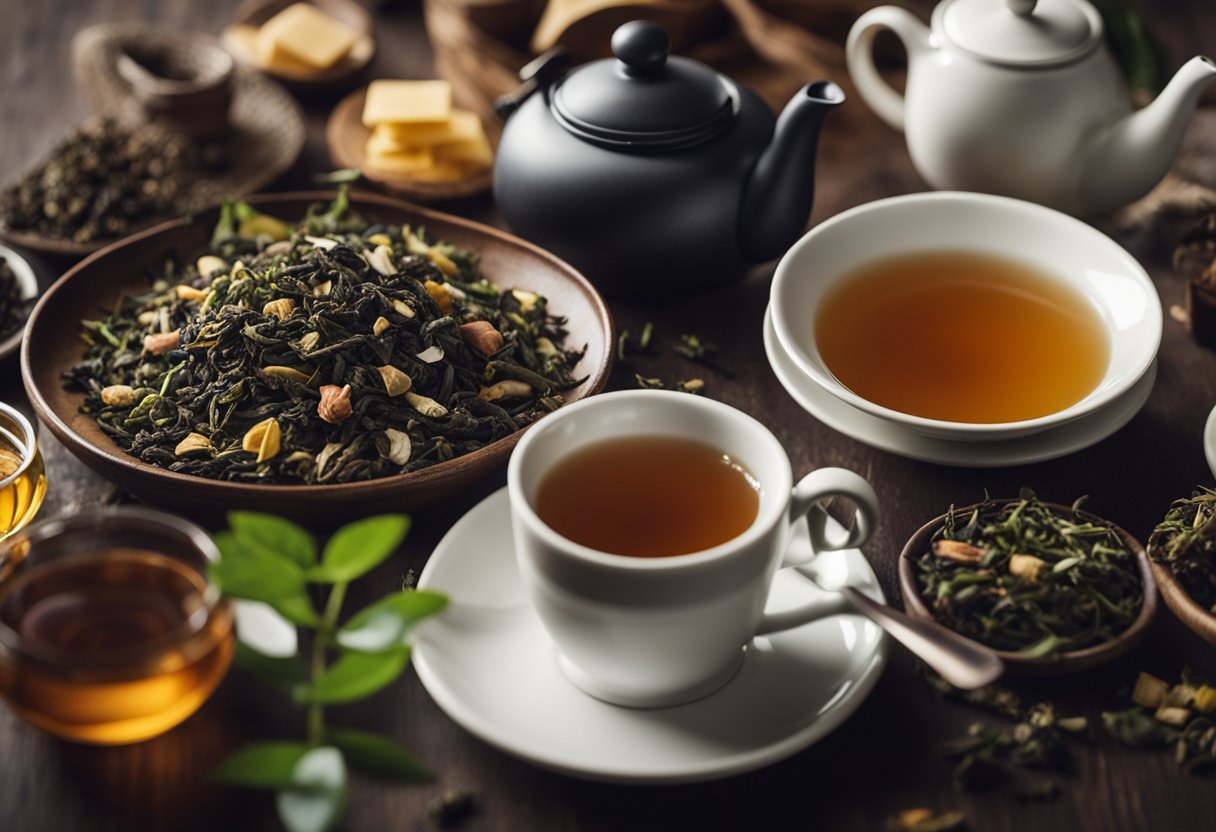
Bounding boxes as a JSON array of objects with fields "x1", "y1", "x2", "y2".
[{"x1": 208, "y1": 511, "x2": 447, "y2": 832}]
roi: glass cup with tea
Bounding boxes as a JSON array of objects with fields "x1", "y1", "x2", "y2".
[
  {"x1": 0, "y1": 402, "x2": 46, "y2": 541},
  {"x1": 507, "y1": 388, "x2": 880, "y2": 708},
  {"x1": 0, "y1": 507, "x2": 234, "y2": 744}
]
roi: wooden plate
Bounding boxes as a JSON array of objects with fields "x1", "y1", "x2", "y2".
[
  {"x1": 222, "y1": 0, "x2": 375, "y2": 93},
  {"x1": 0, "y1": 243, "x2": 39, "y2": 362},
  {"x1": 21, "y1": 191, "x2": 614, "y2": 526},
  {"x1": 326, "y1": 87, "x2": 494, "y2": 202},
  {"x1": 1148, "y1": 553, "x2": 1216, "y2": 647},
  {"x1": 898, "y1": 500, "x2": 1159, "y2": 676},
  {"x1": 1, "y1": 27, "x2": 305, "y2": 257}
]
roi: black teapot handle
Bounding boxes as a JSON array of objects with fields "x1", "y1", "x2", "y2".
[{"x1": 494, "y1": 48, "x2": 572, "y2": 121}]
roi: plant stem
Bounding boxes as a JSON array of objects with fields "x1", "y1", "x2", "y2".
[{"x1": 307, "y1": 582, "x2": 348, "y2": 747}]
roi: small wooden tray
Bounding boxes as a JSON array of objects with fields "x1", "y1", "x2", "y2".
[
  {"x1": 898, "y1": 500, "x2": 1159, "y2": 677},
  {"x1": 326, "y1": 86, "x2": 494, "y2": 203},
  {"x1": 222, "y1": 0, "x2": 375, "y2": 94}
]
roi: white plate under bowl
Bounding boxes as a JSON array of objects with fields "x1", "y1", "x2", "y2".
[
  {"x1": 769, "y1": 191, "x2": 1162, "y2": 442},
  {"x1": 412, "y1": 487, "x2": 888, "y2": 785},
  {"x1": 0, "y1": 243, "x2": 38, "y2": 361},
  {"x1": 765, "y1": 308, "x2": 1155, "y2": 467}
]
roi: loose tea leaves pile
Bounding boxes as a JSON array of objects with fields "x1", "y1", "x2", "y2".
[
  {"x1": 0, "y1": 118, "x2": 223, "y2": 245},
  {"x1": 63, "y1": 191, "x2": 585, "y2": 485},
  {"x1": 915, "y1": 490, "x2": 1144, "y2": 656},
  {"x1": 1103, "y1": 669, "x2": 1216, "y2": 773},
  {"x1": 1149, "y1": 487, "x2": 1216, "y2": 613}
]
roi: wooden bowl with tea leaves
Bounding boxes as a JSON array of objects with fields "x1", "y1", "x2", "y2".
[
  {"x1": 898, "y1": 493, "x2": 1159, "y2": 677},
  {"x1": 1147, "y1": 489, "x2": 1216, "y2": 646},
  {"x1": 21, "y1": 191, "x2": 613, "y2": 526}
]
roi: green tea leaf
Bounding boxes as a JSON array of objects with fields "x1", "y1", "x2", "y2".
[
  {"x1": 276, "y1": 746, "x2": 348, "y2": 832},
  {"x1": 211, "y1": 741, "x2": 310, "y2": 789},
  {"x1": 294, "y1": 648, "x2": 410, "y2": 704},
  {"x1": 211, "y1": 532, "x2": 305, "y2": 603},
  {"x1": 230, "y1": 512, "x2": 317, "y2": 568},
  {"x1": 307, "y1": 515, "x2": 410, "y2": 584},
  {"x1": 312, "y1": 168, "x2": 362, "y2": 185},
  {"x1": 272, "y1": 594, "x2": 322, "y2": 629},
  {"x1": 210, "y1": 198, "x2": 237, "y2": 248},
  {"x1": 336, "y1": 589, "x2": 447, "y2": 653},
  {"x1": 326, "y1": 729, "x2": 431, "y2": 781},
  {"x1": 235, "y1": 642, "x2": 309, "y2": 690},
  {"x1": 1093, "y1": 0, "x2": 1167, "y2": 94}
]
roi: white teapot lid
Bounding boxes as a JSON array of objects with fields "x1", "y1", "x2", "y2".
[{"x1": 938, "y1": 0, "x2": 1104, "y2": 66}]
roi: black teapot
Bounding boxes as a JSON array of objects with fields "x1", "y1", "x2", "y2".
[{"x1": 493, "y1": 20, "x2": 844, "y2": 296}]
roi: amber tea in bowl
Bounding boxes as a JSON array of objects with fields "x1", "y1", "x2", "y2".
[
  {"x1": 0, "y1": 507, "x2": 233, "y2": 744},
  {"x1": 770, "y1": 192, "x2": 1162, "y2": 442},
  {"x1": 815, "y1": 251, "x2": 1110, "y2": 424}
]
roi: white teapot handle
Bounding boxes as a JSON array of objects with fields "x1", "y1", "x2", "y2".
[{"x1": 846, "y1": 6, "x2": 932, "y2": 132}]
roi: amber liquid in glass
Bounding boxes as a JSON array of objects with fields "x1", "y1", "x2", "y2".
[
  {"x1": 534, "y1": 436, "x2": 760, "y2": 558},
  {"x1": 0, "y1": 548, "x2": 234, "y2": 744},
  {"x1": 0, "y1": 426, "x2": 45, "y2": 539},
  {"x1": 814, "y1": 251, "x2": 1110, "y2": 423}
]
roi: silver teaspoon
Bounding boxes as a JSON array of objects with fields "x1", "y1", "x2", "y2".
[{"x1": 797, "y1": 557, "x2": 1004, "y2": 690}]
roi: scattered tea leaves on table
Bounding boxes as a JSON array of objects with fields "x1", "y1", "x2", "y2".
[
  {"x1": 915, "y1": 490, "x2": 1143, "y2": 655},
  {"x1": 209, "y1": 511, "x2": 446, "y2": 832},
  {"x1": 922, "y1": 668, "x2": 1022, "y2": 719},
  {"x1": 63, "y1": 189, "x2": 586, "y2": 485},
  {"x1": 1149, "y1": 487, "x2": 1216, "y2": 614},
  {"x1": 427, "y1": 789, "x2": 479, "y2": 829},
  {"x1": 884, "y1": 808, "x2": 967, "y2": 832},
  {"x1": 940, "y1": 703, "x2": 1085, "y2": 795},
  {"x1": 1103, "y1": 669, "x2": 1216, "y2": 773}
]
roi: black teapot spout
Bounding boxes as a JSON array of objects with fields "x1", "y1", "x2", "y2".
[{"x1": 738, "y1": 81, "x2": 845, "y2": 264}]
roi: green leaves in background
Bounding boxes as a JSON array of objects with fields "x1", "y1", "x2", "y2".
[
  {"x1": 1094, "y1": 0, "x2": 1167, "y2": 94},
  {"x1": 336, "y1": 589, "x2": 448, "y2": 654},
  {"x1": 306, "y1": 515, "x2": 411, "y2": 584},
  {"x1": 212, "y1": 742, "x2": 311, "y2": 790},
  {"x1": 295, "y1": 648, "x2": 412, "y2": 705},
  {"x1": 230, "y1": 512, "x2": 317, "y2": 568},
  {"x1": 327, "y1": 729, "x2": 431, "y2": 782},
  {"x1": 210, "y1": 511, "x2": 444, "y2": 832},
  {"x1": 275, "y1": 748, "x2": 348, "y2": 832}
]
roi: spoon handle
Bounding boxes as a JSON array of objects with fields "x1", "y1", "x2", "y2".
[{"x1": 840, "y1": 586, "x2": 1004, "y2": 690}]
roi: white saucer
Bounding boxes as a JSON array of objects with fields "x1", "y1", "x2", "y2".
[
  {"x1": 1204, "y1": 404, "x2": 1216, "y2": 481},
  {"x1": 412, "y1": 488, "x2": 888, "y2": 785},
  {"x1": 763, "y1": 308, "x2": 1156, "y2": 467}
]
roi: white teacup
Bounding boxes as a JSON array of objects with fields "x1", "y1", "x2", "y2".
[{"x1": 507, "y1": 389, "x2": 880, "y2": 708}]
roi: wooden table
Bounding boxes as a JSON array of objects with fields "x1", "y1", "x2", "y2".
[{"x1": 2, "y1": 1, "x2": 1214, "y2": 830}]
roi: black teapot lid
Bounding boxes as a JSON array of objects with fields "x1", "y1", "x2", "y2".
[{"x1": 550, "y1": 21, "x2": 739, "y2": 152}]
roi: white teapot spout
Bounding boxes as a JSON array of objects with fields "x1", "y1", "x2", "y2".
[{"x1": 1080, "y1": 56, "x2": 1216, "y2": 215}]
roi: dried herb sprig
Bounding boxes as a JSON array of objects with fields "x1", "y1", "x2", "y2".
[
  {"x1": 885, "y1": 808, "x2": 966, "y2": 832},
  {"x1": 1149, "y1": 488, "x2": 1216, "y2": 614},
  {"x1": 210, "y1": 511, "x2": 446, "y2": 832},
  {"x1": 63, "y1": 190, "x2": 586, "y2": 485},
  {"x1": 915, "y1": 490, "x2": 1143, "y2": 656}
]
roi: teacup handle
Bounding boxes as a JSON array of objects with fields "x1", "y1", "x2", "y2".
[{"x1": 756, "y1": 467, "x2": 879, "y2": 635}]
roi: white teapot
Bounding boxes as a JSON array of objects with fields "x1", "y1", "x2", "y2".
[{"x1": 847, "y1": 0, "x2": 1216, "y2": 215}]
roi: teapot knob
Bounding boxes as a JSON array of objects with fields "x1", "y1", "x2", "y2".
[
  {"x1": 1006, "y1": 0, "x2": 1037, "y2": 14},
  {"x1": 612, "y1": 21, "x2": 670, "y2": 75}
]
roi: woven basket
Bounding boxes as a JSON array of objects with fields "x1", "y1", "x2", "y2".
[{"x1": 421, "y1": 0, "x2": 877, "y2": 124}]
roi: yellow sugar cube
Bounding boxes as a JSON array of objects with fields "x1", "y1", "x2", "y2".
[
  {"x1": 365, "y1": 146, "x2": 436, "y2": 175},
  {"x1": 370, "y1": 111, "x2": 485, "y2": 151},
  {"x1": 435, "y1": 134, "x2": 493, "y2": 168},
  {"x1": 257, "y1": 3, "x2": 359, "y2": 71},
  {"x1": 362, "y1": 80, "x2": 452, "y2": 127}
]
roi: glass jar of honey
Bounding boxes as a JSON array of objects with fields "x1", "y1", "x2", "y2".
[{"x1": 0, "y1": 507, "x2": 234, "y2": 744}]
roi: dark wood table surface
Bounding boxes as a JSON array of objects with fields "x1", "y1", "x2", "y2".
[{"x1": 3, "y1": 1, "x2": 1216, "y2": 830}]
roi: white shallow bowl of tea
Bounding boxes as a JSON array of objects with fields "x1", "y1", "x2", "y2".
[{"x1": 770, "y1": 192, "x2": 1162, "y2": 442}]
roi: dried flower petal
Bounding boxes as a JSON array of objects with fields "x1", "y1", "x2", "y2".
[{"x1": 242, "y1": 418, "x2": 281, "y2": 463}]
